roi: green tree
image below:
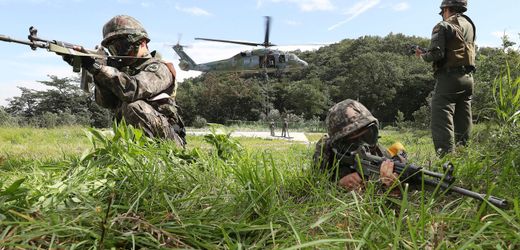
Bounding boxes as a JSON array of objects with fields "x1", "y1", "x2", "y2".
[
  {"x1": 5, "y1": 75, "x2": 112, "y2": 127},
  {"x1": 177, "y1": 73, "x2": 264, "y2": 124},
  {"x1": 273, "y1": 77, "x2": 329, "y2": 120}
]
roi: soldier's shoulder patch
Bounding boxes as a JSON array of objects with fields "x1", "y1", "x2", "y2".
[{"x1": 144, "y1": 62, "x2": 160, "y2": 72}]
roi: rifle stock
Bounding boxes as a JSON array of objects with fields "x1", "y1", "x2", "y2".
[{"x1": 333, "y1": 147, "x2": 509, "y2": 209}]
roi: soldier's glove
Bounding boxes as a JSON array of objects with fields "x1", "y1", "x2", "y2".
[
  {"x1": 61, "y1": 55, "x2": 100, "y2": 74},
  {"x1": 81, "y1": 56, "x2": 103, "y2": 75},
  {"x1": 61, "y1": 54, "x2": 75, "y2": 67},
  {"x1": 80, "y1": 56, "x2": 95, "y2": 68}
]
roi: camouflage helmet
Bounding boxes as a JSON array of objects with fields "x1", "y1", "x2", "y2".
[
  {"x1": 326, "y1": 99, "x2": 378, "y2": 145},
  {"x1": 440, "y1": 0, "x2": 467, "y2": 12},
  {"x1": 101, "y1": 15, "x2": 150, "y2": 47}
]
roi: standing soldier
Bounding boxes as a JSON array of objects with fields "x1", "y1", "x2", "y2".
[
  {"x1": 282, "y1": 118, "x2": 289, "y2": 138},
  {"x1": 415, "y1": 0, "x2": 476, "y2": 156},
  {"x1": 269, "y1": 120, "x2": 276, "y2": 136},
  {"x1": 63, "y1": 15, "x2": 186, "y2": 147}
]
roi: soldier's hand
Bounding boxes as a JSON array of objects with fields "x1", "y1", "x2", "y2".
[
  {"x1": 415, "y1": 48, "x2": 423, "y2": 59},
  {"x1": 380, "y1": 159, "x2": 399, "y2": 187},
  {"x1": 339, "y1": 172, "x2": 363, "y2": 191},
  {"x1": 81, "y1": 56, "x2": 95, "y2": 69},
  {"x1": 60, "y1": 54, "x2": 96, "y2": 71},
  {"x1": 71, "y1": 46, "x2": 101, "y2": 72},
  {"x1": 61, "y1": 54, "x2": 74, "y2": 67}
]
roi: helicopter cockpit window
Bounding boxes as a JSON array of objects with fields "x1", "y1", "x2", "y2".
[{"x1": 279, "y1": 55, "x2": 285, "y2": 63}]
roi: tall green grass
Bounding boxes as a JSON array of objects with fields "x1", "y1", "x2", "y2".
[
  {"x1": 0, "y1": 122, "x2": 519, "y2": 249},
  {"x1": 493, "y1": 61, "x2": 520, "y2": 125}
]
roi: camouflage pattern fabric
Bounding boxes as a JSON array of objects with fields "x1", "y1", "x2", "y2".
[
  {"x1": 102, "y1": 15, "x2": 150, "y2": 47},
  {"x1": 313, "y1": 99, "x2": 388, "y2": 181},
  {"x1": 313, "y1": 135, "x2": 390, "y2": 181},
  {"x1": 325, "y1": 99, "x2": 378, "y2": 145},
  {"x1": 93, "y1": 53, "x2": 186, "y2": 147}
]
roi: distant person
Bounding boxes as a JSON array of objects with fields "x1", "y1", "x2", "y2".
[
  {"x1": 281, "y1": 118, "x2": 289, "y2": 137},
  {"x1": 62, "y1": 15, "x2": 186, "y2": 146},
  {"x1": 269, "y1": 120, "x2": 276, "y2": 136},
  {"x1": 314, "y1": 99, "x2": 401, "y2": 191},
  {"x1": 415, "y1": 0, "x2": 476, "y2": 156}
]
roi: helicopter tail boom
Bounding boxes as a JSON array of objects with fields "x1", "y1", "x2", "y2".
[{"x1": 172, "y1": 44, "x2": 197, "y2": 71}]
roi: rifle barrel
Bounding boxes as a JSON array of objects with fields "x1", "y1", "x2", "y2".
[
  {"x1": 352, "y1": 150, "x2": 509, "y2": 209},
  {"x1": 0, "y1": 34, "x2": 48, "y2": 49},
  {"x1": 419, "y1": 176, "x2": 508, "y2": 209},
  {"x1": 446, "y1": 183, "x2": 508, "y2": 209}
]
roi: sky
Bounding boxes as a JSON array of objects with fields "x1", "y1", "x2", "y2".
[{"x1": 0, "y1": 0, "x2": 518, "y2": 106}]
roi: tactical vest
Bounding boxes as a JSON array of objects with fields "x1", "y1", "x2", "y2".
[{"x1": 435, "y1": 14, "x2": 476, "y2": 70}]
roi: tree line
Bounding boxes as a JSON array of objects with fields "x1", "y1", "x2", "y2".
[{"x1": 1, "y1": 33, "x2": 519, "y2": 128}]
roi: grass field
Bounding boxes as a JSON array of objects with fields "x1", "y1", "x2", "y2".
[{"x1": 0, "y1": 123, "x2": 519, "y2": 249}]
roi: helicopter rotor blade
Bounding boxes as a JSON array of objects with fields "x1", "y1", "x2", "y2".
[
  {"x1": 195, "y1": 37, "x2": 262, "y2": 47},
  {"x1": 177, "y1": 33, "x2": 182, "y2": 45},
  {"x1": 264, "y1": 16, "x2": 271, "y2": 48}
]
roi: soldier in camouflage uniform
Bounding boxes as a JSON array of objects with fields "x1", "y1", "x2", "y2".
[
  {"x1": 415, "y1": 0, "x2": 476, "y2": 156},
  {"x1": 314, "y1": 99, "x2": 398, "y2": 190},
  {"x1": 66, "y1": 15, "x2": 186, "y2": 146}
]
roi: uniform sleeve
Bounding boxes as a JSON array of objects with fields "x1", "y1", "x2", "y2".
[
  {"x1": 94, "y1": 85, "x2": 120, "y2": 109},
  {"x1": 313, "y1": 136, "x2": 333, "y2": 171},
  {"x1": 313, "y1": 136, "x2": 356, "y2": 180},
  {"x1": 421, "y1": 22, "x2": 448, "y2": 63},
  {"x1": 93, "y1": 61, "x2": 173, "y2": 103}
]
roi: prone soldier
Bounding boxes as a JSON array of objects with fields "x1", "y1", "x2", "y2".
[{"x1": 313, "y1": 99, "x2": 400, "y2": 190}]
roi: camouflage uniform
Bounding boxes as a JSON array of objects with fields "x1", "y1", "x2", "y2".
[
  {"x1": 91, "y1": 15, "x2": 186, "y2": 146},
  {"x1": 420, "y1": 0, "x2": 475, "y2": 155},
  {"x1": 313, "y1": 99, "x2": 390, "y2": 181}
]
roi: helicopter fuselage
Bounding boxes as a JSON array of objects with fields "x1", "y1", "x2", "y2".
[{"x1": 174, "y1": 46, "x2": 308, "y2": 73}]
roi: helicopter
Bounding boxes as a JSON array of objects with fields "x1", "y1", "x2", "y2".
[{"x1": 172, "y1": 16, "x2": 308, "y2": 74}]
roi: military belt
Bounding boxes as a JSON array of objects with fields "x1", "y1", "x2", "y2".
[{"x1": 437, "y1": 65, "x2": 475, "y2": 75}]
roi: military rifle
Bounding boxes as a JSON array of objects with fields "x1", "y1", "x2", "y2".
[
  {"x1": 332, "y1": 147, "x2": 509, "y2": 209},
  {"x1": 409, "y1": 44, "x2": 427, "y2": 55},
  {"x1": 0, "y1": 27, "x2": 138, "y2": 92}
]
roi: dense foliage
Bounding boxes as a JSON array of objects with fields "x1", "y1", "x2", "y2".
[
  {"x1": 177, "y1": 33, "x2": 434, "y2": 125},
  {"x1": 2, "y1": 76, "x2": 111, "y2": 128}
]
